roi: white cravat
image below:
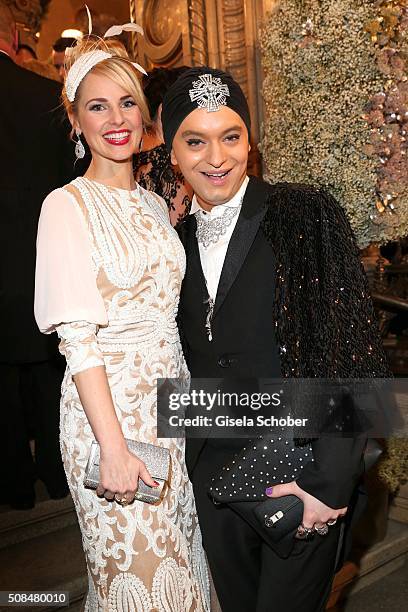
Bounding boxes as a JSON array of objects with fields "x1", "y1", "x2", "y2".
[{"x1": 190, "y1": 176, "x2": 249, "y2": 301}]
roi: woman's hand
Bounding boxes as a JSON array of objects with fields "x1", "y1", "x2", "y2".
[
  {"x1": 96, "y1": 441, "x2": 159, "y2": 505},
  {"x1": 265, "y1": 480, "x2": 347, "y2": 535},
  {"x1": 72, "y1": 366, "x2": 159, "y2": 505}
]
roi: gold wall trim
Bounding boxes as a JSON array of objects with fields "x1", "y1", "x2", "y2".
[
  {"x1": 188, "y1": 0, "x2": 208, "y2": 66},
  {"x1": 219, "y1": 0, "x2": 248, "y2": 96}
]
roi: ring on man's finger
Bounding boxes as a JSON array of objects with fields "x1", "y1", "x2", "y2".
[
  {"x1": 295, "y1": 523, "x2": 314, "y2": 540},
  {"x1": 314, "y1": 524, "x2": 329, "y2": 536},
  {"x1": 327, "y1": 519, "x2": 337, "y2": 526}
]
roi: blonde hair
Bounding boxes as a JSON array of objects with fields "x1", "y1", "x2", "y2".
[{"x1": 62, "y1": 36, "x2": 151, "y2": 126}]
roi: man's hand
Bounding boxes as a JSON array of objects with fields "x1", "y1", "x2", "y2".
[{"x1": 265, "y1": 480, "x2": 347, "y2": 534}]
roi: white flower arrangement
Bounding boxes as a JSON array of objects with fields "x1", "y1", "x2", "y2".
[{"x1": 260, "y1": 0, "x2": 408, "y2": 247}]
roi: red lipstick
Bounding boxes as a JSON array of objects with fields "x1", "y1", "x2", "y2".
[{"x1": 103, "y1": 130, "x2": 131, "y2": 146}]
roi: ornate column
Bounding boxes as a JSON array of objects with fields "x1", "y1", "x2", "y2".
[{"x1": 187, "y1": 0, "x2": 208, "y2": 66}]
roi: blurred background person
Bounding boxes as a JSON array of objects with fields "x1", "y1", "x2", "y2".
[
  {"x1": 0, "y1": 1, "x2": 75, "y2": 509},
  {"x1": 135, "y1": 66, "x2": 193, "y2": 226},
  {"x1": 51, "y1": 35, "x2": 77, "y2": 81},
  {"x1": 15, "y1": 43, "x2": 36, "y2": 65}
]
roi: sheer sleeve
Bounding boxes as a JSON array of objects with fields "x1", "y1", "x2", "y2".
[
  {"x1": 35, "y1": 188, "x2": 108, "y2": 374},
  {"x1": 56, "y1": 321, "x2": 105, "y2": 376}
]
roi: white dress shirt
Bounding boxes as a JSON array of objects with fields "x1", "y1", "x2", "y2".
[{"x1": 190, "y1": 176, "x2": 249, "y2": 301}]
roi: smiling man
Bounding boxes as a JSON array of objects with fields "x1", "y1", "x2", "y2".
[
  {"x1": 171, "y1": 106, "x2": 248, "y2": 207},
  {"x1": 161, "y1": 67, "x2": 389, "y2": 612}
]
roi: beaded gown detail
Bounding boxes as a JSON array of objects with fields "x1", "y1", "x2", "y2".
[{"x1": 35, "y1": 177, "x2": 209, "y2": 612}]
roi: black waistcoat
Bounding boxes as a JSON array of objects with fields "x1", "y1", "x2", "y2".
[{"x1": 179, "y1": 217, "x2": 281, "y2": 378}]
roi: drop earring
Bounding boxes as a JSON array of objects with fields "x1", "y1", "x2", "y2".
[{"x1": 75, "y1": 130, "x2": 85, "y2": 160}]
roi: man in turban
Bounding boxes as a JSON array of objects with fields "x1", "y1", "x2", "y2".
[{"x1": 161, "y1": 66, "x2": 388, "y2": 612}]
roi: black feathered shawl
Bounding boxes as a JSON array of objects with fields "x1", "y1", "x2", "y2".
[{"x1": 261, "y1": 183, "x2": 390, "y2": 379}]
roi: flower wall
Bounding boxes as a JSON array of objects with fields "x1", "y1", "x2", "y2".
[{"x1": 260, "y1": 0, "x2": 408, "y2": 247}]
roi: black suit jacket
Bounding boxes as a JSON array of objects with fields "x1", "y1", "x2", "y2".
[
  {"x1": 0, "y1": 54, "x2": 76, "y2": 363},
  {"x1": 178, "y1": 176, "x2": 368, "y2": 509}
]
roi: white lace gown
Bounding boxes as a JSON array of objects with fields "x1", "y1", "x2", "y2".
[{"x1": 35, "y1": 177, "x2": 210, "y2": 612}]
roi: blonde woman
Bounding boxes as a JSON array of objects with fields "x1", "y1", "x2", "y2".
[{"x1": 34, "y1": 37, "x2": 209, "y2": 611}]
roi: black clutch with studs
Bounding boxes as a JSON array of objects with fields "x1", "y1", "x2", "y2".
[
  {"x1": 207, "y1": 435, "x2": 312, "y2": 554},
  {"x1": 208, "y1": 437, "x2": 382, "y2": 554},
  {"x1": 208, "y1": 435, "x2": 313, "y2": 503}
]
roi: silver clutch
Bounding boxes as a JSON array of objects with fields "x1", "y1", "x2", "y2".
[{"x1": 84, "y1": 439, "x2": 171, "y2": 504}]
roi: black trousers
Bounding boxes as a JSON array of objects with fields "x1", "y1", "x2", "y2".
[
  {"x1": 0, "y1": 360, "x2": 67, "y2": 501},
  {"x1": 191, "y1": 441, "x2": 342, "y2": 612}
]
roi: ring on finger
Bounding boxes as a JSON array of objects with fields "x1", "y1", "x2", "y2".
[
  {"x1": 314, "y1": 524, "x2": 329, "y2": 536},
  {"x1": 114, "y1": 494, "x2": 129, "y2": 506},
  {"x1": 327, "y1": 519, "x2": 337, "y2": 526},
  {"x1": 296, "y1": 523, "x2": 314, "y2": 539}
]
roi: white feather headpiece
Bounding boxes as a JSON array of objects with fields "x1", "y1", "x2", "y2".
[{"x1": 64, "y1": 5, "x2": 147, "y2": 103}]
